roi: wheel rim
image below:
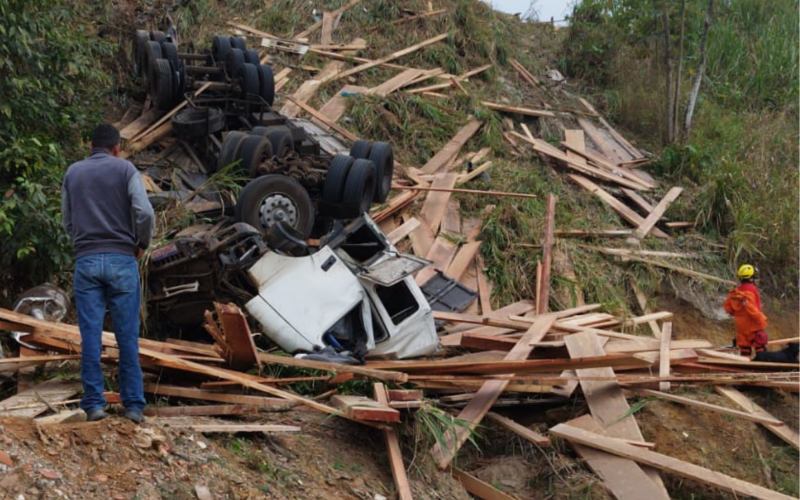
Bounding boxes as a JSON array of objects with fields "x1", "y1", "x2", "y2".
[{"x1": 258, "y1": 193, "x2": 298, "y2": 228}]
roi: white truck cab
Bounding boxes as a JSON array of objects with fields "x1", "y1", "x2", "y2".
[{"x1": 245, "y1": 215, "x2": 440, "y2": 360}]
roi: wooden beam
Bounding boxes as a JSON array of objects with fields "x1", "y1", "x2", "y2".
[
  {"x1": 629, "y1": 388, "x2": 784, "y2": 426},
  {"x1": 476, "y1": 255, "x2": 492, "y2": 314},
  {"x1": 456, "y1": 161, "x2": 493, "y2": 185},
  {"x1": 589, "y1": 249, "x2": 736, "y2": 286},
  {"x1": 452, "y1": 469, "x2": 517, "y2": 500},
  {"x1": 320, "y1": 11, "x2": 335, "y2": 44},
  {"x1": 144, "y1": 384, "x2": 296, "y2": 408},
  {"x1": 143, "y1": 405, "x2": 260, "y2": 417},
  {"x1": 387, "y1": 217, "x2": 421, "y2": 245},
  {"x1": 374, "y1": 383, "x2": 413, "y2": 500},
  {"x1": 485, "y1": 412, "x2": 550, "y2": 445},
  {"x1": 258, "y1": 352, "x2": 407, "y2": 383},
  {"x1": 659, "y1": 322, "x2": 672, "y2": 391},
  {"x1": 430, "y1": 315, "x2": 557, "y2": 469},
  {"x1": 213, "y1": 302, "x2": 261, "y2": 370},
  {"x1": 550, "y1": 424, "x2": 795, "y2": 500},
  {"x1": 561, "y1": 141, "x2": 657, "y2": 190},
  {"x1": 368, "y1": 68, "x2": 427, "y2": 97},
  {"x1": 569, "y1": 175, "x2": 669, "y2": 238},
  {"x1": 419, "y1": 173, "x2": 459, "y2": 233},
  {"x1": 482, "y1": 102, "x2": 555, "y2": 118},
  {"x1": 322, "y1": 33, "x2": 448, "y2": 83},
  {"x1": 445, "y1": 241, "x2": 482, "y2": 282},
  {"x1": 331, "y1": 394, "x2": 400, "y2": 422},
  {"x1": 420, "y1": 118, "x2": 483, "y2": 174},
  {"x1": 390, "y1": 184, "x2": 538, "y2": 200},
  {"x1": 508, "y1": 58, "x2": 539, "y2": 87},
  {"x1": 165, "y1": 424, "x2": 301, "y2": 433},
  {"x1": 629, "y1": 187, "x2": 683, "y2": 242},
  {"x1": 537, "y1": 194, "x2": 556, "y2": 314},
  {"x1": 285, "y1": 95, "x2": 359, "y2": 142},
  {"x1": 715, "y1": 387, "x2": 800, "y2": 451}
]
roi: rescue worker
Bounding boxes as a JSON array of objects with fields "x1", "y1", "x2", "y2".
[{"x1": 723, "y1": 264, "x2": 768, "y2": 358}]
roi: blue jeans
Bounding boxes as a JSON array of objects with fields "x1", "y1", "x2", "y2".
[{"x1": 74, "y1": 253, "x2": 145, "y2": 412}]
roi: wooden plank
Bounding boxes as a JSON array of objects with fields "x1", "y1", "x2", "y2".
[
  {"x1": 214, "y1": 302, "x2": 261, "y2": 370},
  {"x1": 420, "y1": 118, "x2": 483, "y2": 174},
  {"x1": 143, "y1": 405, "x2": 260, "y2": 417},
  {"x1": 387, "y1": 217, "x2": 421, "y2": 245},
  {"x1": 659, "y1": 322, "x2": 672, "y2": 391},
  {"x1": 460, "y1": 333, "x2": 518, "y2": 352},
  {"x1": 629, "y1": 388, "x2": 784, "y2": 426},
  {"x1": 440, "y1": 199, "x2": 461, "y2": 235},
  {"x1": 318, "y1": 85, "x2": 368, "y2": 122},
  {"x1": 561, "y1": 141, "x2": 657, "y2": 190},
  {"x1": 387, "y1": 389, "x2": 423, "y2": 402},
  {"x1": 0, "y1": 378, "x2": 81, "y2": 418},
  {"x1": 578, "y1": 118, "x2": 628, "y2": 164},
  {"x1": 565, "y1": 330, "x2": 669, "y2": 497},
  {"x1": 433, "y1": 311, "x2": 530, "y2": 330},
  {"x1": 369, "y1": 9, "x2": 447, "y2": 32},
  {"x1": 456, "y1": 161, "x2": 493, "y2": 185},
  {"x1": 258, "y1": 352, "x2": 407, "y2": 383},
  {"x1": 629, "y1": 187, "x2": 684, "y2": 242},
  {"x1": 119, "y1": 108, "x2": 163, "y2": 140},
  {"x1": 369, "y1": 68, "x2": 426, "y2": 96},
  {"x1": 419, "y1": 173, "x2": 459, "y2": 233},
  {"x1": 482, "y1": 102, "x2": 555, "y2": 118},
  {"x1": 391, "y1": 184, "x2": 538, "y2": 200},
  {"x1": 374, "y1": 383, "x2": 413, "y2": 500},
  {"x1": 373, "y1": 191, "x2": 419, "y2": 223},
  {"x1": 430, "y1": 315, "x2": 557, "y2": 469},
  {"x1": 165, "y1": 424, "x2": 300, "y2": 433},
  {"x1": 537, "y1": 194, "x2": 556, "y2": 314},
  {"x1": 475, "y1": 255, "x2": 492, "y2": 314},
  {"x1": 715, "y1": 387, "x2": 800, "y2": 451},
  {"x1": 555, "y1": 229, "x2": 633, "y2": 238},
  {"x1": 406, "y1": 65, "x2": 493, "y2": 94},
  {"x1": 485, "y1": 412, "x2": 550, "y2": 445},
  {"x1": 320, "y1": 11, "x2": 335, "y2": 45},
  {"x1": 445, "y1": 241, "x2": 482, "y2": 282},
  {"x1": 622, "y1": 188, "x2": 656, "y2": 212},
  {"x1": 416, "y1": 236, "x2": 457, "y2": 285},
  {"x1": 631, "y1": 279, "x2": 662, "y2": 338},
  {"x1": 590, "y1": 249, "x2": 736, "y2": 286},
  {"x1": 321, "y1": 33, "x2": 449, "y2": 84},
  {"x1": 331, "y1": 394, "x2": 400, "y2": 422},
  {"x1": 509, "y1": 58, "x2": 539, "y2": 87},
  {"x1": 452, "y1": 468, "x2": 517, "y2": 500},
  {"x1": 285, "y1": 95, "x2": 359, "y2": 142},
  {"x1": 407, "y1": 216, "x2": 435, "y2": 257},
  {"x1": 564, "y1": 414, "x2": 670, "y2": 500},
  {"x1": 144, "y1": 384, "x2": 295, "y2": 408},
  {"x1": 569, "y1": 175, "x2": 670, "y2": 238},
  {"x1": 550, "y1": 424, "x2": 795, "y2": 500},
  {"x1": 438, "y1": 301, "x2": 536, "y2": 346},
  {"x1": 35, "y1": 409, "x2": 86, "y2": 425}
]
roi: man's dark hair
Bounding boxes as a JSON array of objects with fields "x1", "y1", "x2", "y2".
[{"x1": 92, "y1": 124, "x2": 121, "y2": 150}]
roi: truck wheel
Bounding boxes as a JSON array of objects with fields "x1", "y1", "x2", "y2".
[
  {"x1": 150, "y1": 30, "x2": 167, "y2": 43},
  {"x1": 368, "y1": 142, "x2": 394, "y2": 203},
  {"x1": 150, "y1": 58, "x2": 175, "y2": 110},
  {"x1": 230, "y1": 36, "x2": 247, "y2": 51},
  {"x1": 217, "y1": 131, "x2": 249, "y2": 172},
  {"x1": 238, "y1": 62, "x2": 260, "y2": 99},
  {"x1": 143, "y1": 41, "x2": 163, "y2": 86},
  {"x1": 322, "y1": 154, "x2": 355, "y2": 203},
  {"x1": 237, "y1": 135, "x2": 274, "y2": 178},
  {"x1": 265, "y1": 126, "x2": 294, "y2": 158},
  {"x1": 172, "y1": 107, "x2": 226, "y2": 138},
  {"x1": 342, "y1": 159, "x2": 376, "y2": 215},
  {"x1": 349, "y1": 140, "x2": 372, "y2": 159},
  {"x1": 225, "y1": 48, "x2": 245, "y2": 79},
  {"x1": 133, "y1": 30, "x2": 150, "y2": 77},
  {"x1": 235, "y1": 175, "x2": 315, "y2": 239},
  {"x1": 211, "y1": 35, "x2": 231, "y2": 63},
  {"x1": 244, "y1": 49, "x2": 260, "y2": 64},
  {"x1": 257, "y1": 64, "x2": 275, "y2": 107}
]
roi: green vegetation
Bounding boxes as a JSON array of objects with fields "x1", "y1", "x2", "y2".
[
  {"x1": 0, "y1": 0, "x2": 113, "y2": 291},
  {"x1": 560, "y1": 0, "x2": 799, "y2": 293}
]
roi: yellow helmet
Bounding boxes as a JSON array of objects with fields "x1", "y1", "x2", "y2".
[{"x1": 737, "y1": 264, "x2": 756, "y2": 279}]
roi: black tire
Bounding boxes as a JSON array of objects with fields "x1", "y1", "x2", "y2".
[
  {"x1": 150, "y1": 58, "x2": 174, "y2": 110},
  {"x1": 265, "y1": 126, "x2": 294, "y2": 158},
  {"x1": 160, "y1": 41, "x2": 180, "y2": 69},
  {"x1": 238, "y1": 62, "x2": 260, "y2": 99},
  {"x1": 143, "y1": 41, "x2": 162, "y2": 86},
  {"x1": 235, "y1": 175, "x2": 315, "y2": 239},
  {"x1": 343, "y1": 159, "x2": 377, "y2": 215},
  {"x1": 171, "y1": 107, "x2": 226, "y2": 138},
  {"x1": 217, "y1": 131, "x2": 249, "y2": 172},
  {"x1": 211, "y1": 35, "x2": 231, "y2": 63},
  {"x1": 133, "y1": 30, "x2": 150, "y2": 77},
  {"x1": 230, "y1": 36, "x2": 247, "y2": 51},
  {"x1": 257, "y1": 64, "x2": 275, "y2": 107},
  {"x1": 237, "y1": 135, "x2": 274, "y2": 178},
  {"x1": 349, "y1": 140, "x2": 372, "y2": 159},
  {"x1": 250, "y1": 126, "x2": 272, "y2": 137},
  {"x1": 225, "y1": 48, "x2": 245, "y2": 79},
  {"x1": 322, "y1": 154, "x2": 355, "y2": 203},
  {"x1": 367, "y1": 142, "x2": 394, "y2": 203},
  {"x1": 244, "y1": 49, "x2": 260, "y2": 64},
  {"x1": 150, "y1": 30, "x2": 167, "y2": 43}
]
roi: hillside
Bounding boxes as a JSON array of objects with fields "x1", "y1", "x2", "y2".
[{"x1": 0, "y1": 1, "x2": 797, "y2": 499}]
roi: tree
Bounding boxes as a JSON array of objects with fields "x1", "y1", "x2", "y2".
[{"x1": 683, "y1": 0, "x2": 715, "y2": 142}]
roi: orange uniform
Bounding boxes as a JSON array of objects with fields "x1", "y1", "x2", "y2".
[{"x1": 723, "y1": 286, "x2": 767, "y2": 356}]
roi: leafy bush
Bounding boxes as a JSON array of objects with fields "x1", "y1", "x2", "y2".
[{"x1": 0, "y1": 0, "x2": 112, "y2": 289}]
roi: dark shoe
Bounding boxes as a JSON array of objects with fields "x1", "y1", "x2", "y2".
[
  {"x1": 124, "y1": 409, "x2": 146, "y2": 424},
  {"x1": 86, "y1": 408, "x2": 109, "y2": 422}
]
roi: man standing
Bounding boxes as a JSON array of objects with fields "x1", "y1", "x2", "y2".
[
  {"x1": 62, "y1": 124, "x2": 154, "y2": 423},
  {"x1": 723, "y1": 264, "x2": 768, "y2": 358}
]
